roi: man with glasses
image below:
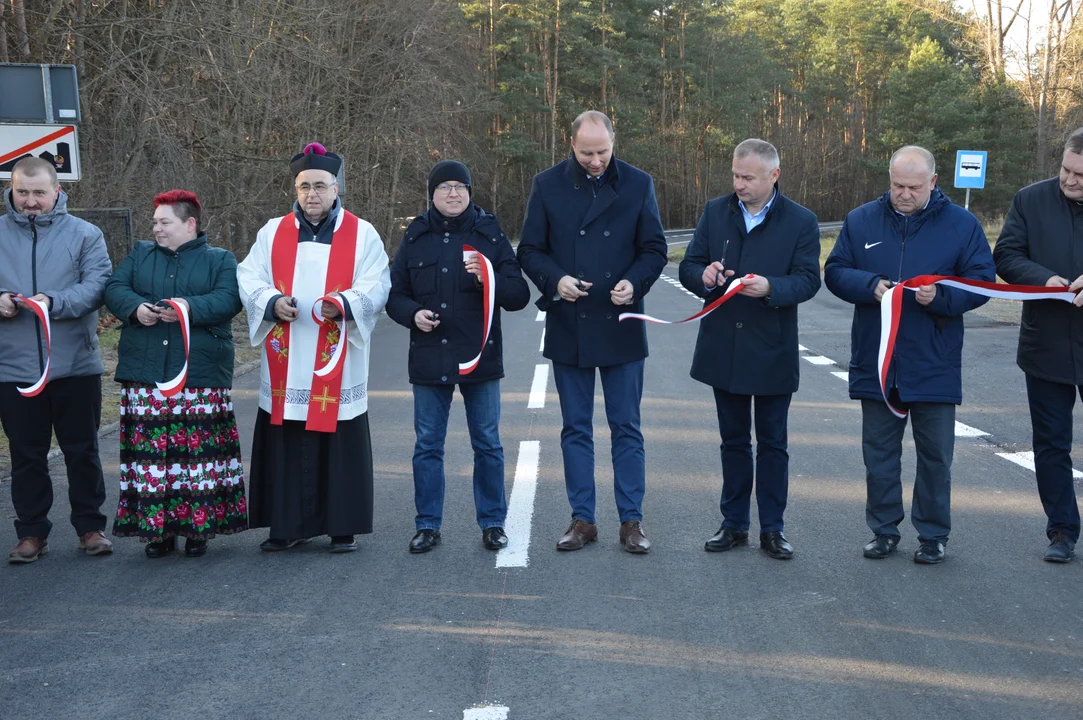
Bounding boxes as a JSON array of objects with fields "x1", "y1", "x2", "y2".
[
  {"x1": 386, "y1": 160, "x2": 529, "y2": 554},
  {"x1": 518, "y1": 111, "x2": 668, "y2": 554},
  {"x1": 238, "y1": 142, "x2": 391, "y2": 554}
]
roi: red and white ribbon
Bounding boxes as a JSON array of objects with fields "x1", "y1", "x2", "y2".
[
  {"x1": 311, "y1": 294, "x2": 348, "y2": 379},
  {"x1": 879, "y1": 275, "x2": 1077, "y2": 418},
  {"x1": 619, "y1": 275, "x2": 752, "y2": 324},
  {"x1": 14, "y1": 296, "x2": 52, "y2": 397},
  {"x1": 459, "y1": 245, "x2": 496, "y2": 375},
  {"x1": 156, "y1": 300, "x2": 191, "y2": 397}
]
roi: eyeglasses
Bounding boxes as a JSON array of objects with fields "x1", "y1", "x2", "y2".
[
  {"x1": 436, "y1": 183, "x2": 470, "y2": 196},
  {"x1": 295, "y1": 182, "x2": 337, "y2": 196}
]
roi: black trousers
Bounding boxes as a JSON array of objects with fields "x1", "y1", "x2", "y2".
[
  {"x1": 1025, "y1": 373, "x2": 1083, "y2": 543},
  {"x1": 0, "y1": 375, "x2": 107, "y2": 540}
]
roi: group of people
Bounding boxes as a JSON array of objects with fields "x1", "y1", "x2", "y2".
[{"x1": 2, "y1": 111, "x2": 1082, "y2": 568}]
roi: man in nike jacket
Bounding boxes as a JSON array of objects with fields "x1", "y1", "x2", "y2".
[{"x1": 824, "y1": 146, "x2": 995, "y2": 565}]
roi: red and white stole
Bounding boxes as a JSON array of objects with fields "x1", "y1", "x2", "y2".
[{"x1": 266, "y1": 211, "x2": 359, "y2": 433}]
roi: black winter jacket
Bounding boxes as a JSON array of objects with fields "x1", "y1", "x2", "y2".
[
  {"x1": 386, "y1": 205, "x2": 529, "y2": 384},
  {"x1": 994, "y1": 177, "x2": 1083, "y2": 385}
]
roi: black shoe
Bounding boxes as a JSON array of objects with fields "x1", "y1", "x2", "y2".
[
  {"x1": 1044, "y1": 531, "x2": 1075, "y2": 563},
  {"x1": 482, "y1": 527, "x2": 508, "y2": 550},
  {"x1": 259, "y1": 537, "x2": 312, "y2": 552},
  {"x1": 863, "y1": 534, "x2": 899, "y2": 559},
  {"x1": 184, "y1": 538, "x2": 208, "y2": 557},
  {"x1": 913, "y1": 540, "x2": 946, "y2": 564},
  {"x1": 409, "y1": 529, "x2": 441, "y2": 554},
  {"x1": 760, "y1": 531, "x2": 794, "y2": 559},
  {"x1": 330, "y1": 536, "x2": 358, "y2": 553},
  {"x1": 704, "y1": 527, "x2": 748, "y2": 552},
  {"x1": 145, "y1": 536, "x2": 176, "y2": 559}
]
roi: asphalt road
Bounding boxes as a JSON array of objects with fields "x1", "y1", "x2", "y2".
[{"x1": 2, "y1": 269, "x2": 1082, "y2": 719}]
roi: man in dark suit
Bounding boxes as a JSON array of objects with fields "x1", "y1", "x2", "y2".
[
  {"x1": 517, "y1": 111, "x2": 667, "y2": 554},
  {"x1": 678, "y1": 139, "x2": 821, "y2": 560},
  {"x1": 994, "y1": 127, "x2": 1083, "y2": 564}
]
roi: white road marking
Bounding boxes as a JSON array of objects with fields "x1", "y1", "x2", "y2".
[
  {"x1": 464, "y1": 707, "x2": 510, "y2": 720},
  {"x1": 538, "y1": 327, "x2": 545, "y2": 353},
  {"x1": 831, "y1": 371, "x2": 849, "y2": 381},
  {"x1": 535, "y1": 310, "x2": 545, "y2": 321},
  {"x1": 496, "y1": 441, "x2": 540, "y2": 569},
  {"x1": 955, "y1": 422, "x2": 990, "y2": 438},
  {"x1": 527, "y1": 364, "x2": 549, "y2": 409},
  {"x1": 997, "y1": 451, "x2": 1083, "y2": 479},
  {"x1": 798, "y1": 344, "x2": 808, "y2": 351},
  {"x1": 803, "y1": 355, "x2": 836, "y2": 366}
]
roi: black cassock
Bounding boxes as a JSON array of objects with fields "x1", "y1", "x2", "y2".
[{"x1": 248, "y1": 409, "x2": 374, "y2": 538}]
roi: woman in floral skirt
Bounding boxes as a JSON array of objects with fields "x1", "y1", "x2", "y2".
[{"x1": 104, "y1": 190, "x2": 247, "y2": 557}]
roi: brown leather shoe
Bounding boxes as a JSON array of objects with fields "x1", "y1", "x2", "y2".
[
  {"x1": 8, "y1": 537, "x2": 48, "y2": 564},
  {"x1": 78, "y1": 530, "x2": 114, "y2": 556},
  {"x1": 619, "y1": 520, "x2": 651, "y2": 554},
  {"x1": 556, "y1": 519, "x2": 598, "y2": 551}
]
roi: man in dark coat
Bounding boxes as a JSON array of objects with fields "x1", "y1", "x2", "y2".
[
  {"x1": 678, "y1": 139, "x2": 821, "y2": 560},
  {"x1": 517, "y1": 111, "x2": 667, "y2": 554},
  {"x1": 386, "y1": 160, "x2": 530, "y2": 554},
  {"x1": 993, "y1": 127, "x2": 1083, "y2": 563},
  {"x1": 825, "y1": 146, "x2": 995, "y2": 565}
]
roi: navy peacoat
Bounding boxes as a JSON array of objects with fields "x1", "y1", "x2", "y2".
[
  {"x1": 517, "y1": 156, "x2": 668, "y2": 368},
  {"x1": 678, "y1": 188, "x2": 821, "y2": 395}
]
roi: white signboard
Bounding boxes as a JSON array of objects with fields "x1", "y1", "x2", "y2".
[{"x1": 0, "y1": 124, "x2": 81, "y2": 181}]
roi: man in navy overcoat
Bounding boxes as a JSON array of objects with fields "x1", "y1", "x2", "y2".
[
  {"x1": 517, "y1": 111, "x2": 667, "y2": 554},
  {"x1": 678, "y1": 139, "x2": 821, "y2": 560}
]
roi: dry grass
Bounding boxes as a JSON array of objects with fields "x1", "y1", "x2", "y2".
[{"x1": 0, "y1": 314, "x2": 262, "y2": 475}]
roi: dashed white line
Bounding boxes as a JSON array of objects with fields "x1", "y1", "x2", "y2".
[
  {"x1": 798, "y1": 344, "x2": 808, "y2": 351},
  {"x1": 831, "y1": 371, "x2": 849, "y2": 381},
  {"x1": 535, "y1": 310, "x2": 545, "y2": 321},
  {"x1": 538, "y1": 326, "x2": 545, "y2": 353},
  {"x1": 803, "y1": 355, "x2": 836, "y2": 366},
  {"x1": 527, "y1": 364, "x2": 549, "y2": 409},
  {"x1": 464, "y1": 707, "x2": 510, "y2": 720},
  {"x1": 955, "y1": 422, "x2": 990, "y2": 438},
  {"x1": 996, "y1": 451, "x2": 1083, "y2": 479},
  {"x1": 496, "y1": 441, "x2": 540, "y2": 569}
]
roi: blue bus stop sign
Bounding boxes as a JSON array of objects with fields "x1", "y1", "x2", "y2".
[{"x1": 954, "y1": 150, "x2": 987, "y2": 189}]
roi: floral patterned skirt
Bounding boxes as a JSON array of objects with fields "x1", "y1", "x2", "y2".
[{"x1": 113, "y1": 385, "x2": 249, "y2": 541}]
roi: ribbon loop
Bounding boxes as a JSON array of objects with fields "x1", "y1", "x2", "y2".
[
  {"x1": 459, "y1": 245, "x2": 496, "y2": 375},
  {"x1": 155, "y1": 300, "x2": 191, "y2": 397},
  {"x1": 15, "y1": 296, "x2": 52, "y2": 397}
]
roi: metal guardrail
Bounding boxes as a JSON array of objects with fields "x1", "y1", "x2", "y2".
[{"x1": 665, "y1": 221, "x2": 842, "y2": 247}]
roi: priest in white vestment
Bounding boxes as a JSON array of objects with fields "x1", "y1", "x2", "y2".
[{"x1": 237, "y1": 143, "x2": 391, "y2": 553}]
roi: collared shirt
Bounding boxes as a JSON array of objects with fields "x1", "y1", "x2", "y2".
[{"x1": 739, "y1": 190, "x2": 776, "y2": 233}]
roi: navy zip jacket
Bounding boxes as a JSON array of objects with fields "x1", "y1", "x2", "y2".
[
  {"x1": 824, "y1": 188, "x2": 995, "y2": 404},
  {"x1": 386, "y1": 204, "x2": 529, "y2": 385}
]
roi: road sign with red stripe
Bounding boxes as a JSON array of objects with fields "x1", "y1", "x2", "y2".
[{"x1": 0, "y1": 124, "x2": 81, "y2": 181}]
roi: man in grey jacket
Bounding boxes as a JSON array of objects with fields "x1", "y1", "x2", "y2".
[{"x1": 1, "y1": 157, "x2": 113, "y2": 563}]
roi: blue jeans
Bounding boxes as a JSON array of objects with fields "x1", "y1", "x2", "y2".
[
  {"x1": 551, "y1": 360, "x2": 645, "y2": 524},
  {"x1": 412, "y1": 380, "x2": 507, "y2": 531},
  {"x1": 713, "y1": 389, "x2": 792, "y2": 533},
  {"x1": 1025, "y1": 373, "x2": 1082, "y2": 543}
]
